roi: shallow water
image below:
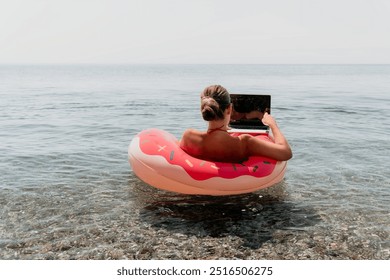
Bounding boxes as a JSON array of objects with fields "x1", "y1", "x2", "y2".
[{"x1": 0, "y1": 64, "x2": 389, "y2": 259}]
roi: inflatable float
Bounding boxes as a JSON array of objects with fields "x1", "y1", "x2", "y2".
[{"x1": 128, "y1": 128, "x2": 287, "y2": 196}]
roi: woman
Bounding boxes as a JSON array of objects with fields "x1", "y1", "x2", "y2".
[{"x1": 179, "y1": 85, "x2": 292, "y2": 162}]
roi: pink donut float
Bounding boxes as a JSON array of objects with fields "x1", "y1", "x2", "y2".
[{"x1": 128, "y1": 128, "x2": 287, "y2": 196}]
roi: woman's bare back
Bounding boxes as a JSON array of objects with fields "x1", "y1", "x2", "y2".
[{"x1": 180, "y1": 129, "x2": 247, "y2": 162}]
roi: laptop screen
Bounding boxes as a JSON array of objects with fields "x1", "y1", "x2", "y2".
[{"x1": 229, "y1": 94, "x2": 271, "y2": 131}]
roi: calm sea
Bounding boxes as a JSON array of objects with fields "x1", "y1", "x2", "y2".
[{"x1": 0, "y1": 64, "x2": 389, "y2": 259}]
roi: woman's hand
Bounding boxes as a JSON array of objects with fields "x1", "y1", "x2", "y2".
[{"x1": 261, "y1": 112, "x2": 277, "y2": 128}]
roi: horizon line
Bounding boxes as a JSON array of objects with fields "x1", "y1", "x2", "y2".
[{"x1": 1, "y1": 63, "x2": 390, "y2": 66}]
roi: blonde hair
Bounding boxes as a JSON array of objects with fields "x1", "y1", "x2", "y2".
[{"x1": 200, "y1": 85, "x2": 231, "y2": 121}]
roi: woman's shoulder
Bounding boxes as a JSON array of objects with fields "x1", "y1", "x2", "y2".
[
  {"x1": 183, "y1": 128, "x2": 198, "y2": 134},
  {"x1": 182, "y1": 128, "x2": 203, "y2": 138},
  {"x1": 181, "y1": 128, "x2": 205, "y2": 145}
]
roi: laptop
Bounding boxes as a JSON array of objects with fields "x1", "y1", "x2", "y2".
[{"x1": 228, "y1": 94, "x2": 271, "y2": 134}]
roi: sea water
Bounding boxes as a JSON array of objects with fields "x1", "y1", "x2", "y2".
[{"x1": 0, "y1": 64, "x2": 389, "y2": 259}]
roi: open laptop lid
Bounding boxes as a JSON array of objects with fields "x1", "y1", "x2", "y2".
[{"x1": 228, "y1": 94, "x2": 271, "y2": 133}]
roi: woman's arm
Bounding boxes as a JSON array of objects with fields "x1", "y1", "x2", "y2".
[{"x1": 240, "y1": 113, "x2": 292, "y2": 161}]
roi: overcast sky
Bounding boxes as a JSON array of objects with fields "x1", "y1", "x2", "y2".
[{"x1": 1, "y1": 0, "x2": 389, "y2": 64}]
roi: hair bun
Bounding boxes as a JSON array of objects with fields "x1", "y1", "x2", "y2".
[
  {"x1": 200, "y1": 85, "x2": 230, "y2": 121},
  {"x1": 201, "y1": 97, "x2": 222, "y2": 121}
]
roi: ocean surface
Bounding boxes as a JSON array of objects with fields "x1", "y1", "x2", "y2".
[{"x1": 0, "y1": 64, "x2": 389, "y2": 260}]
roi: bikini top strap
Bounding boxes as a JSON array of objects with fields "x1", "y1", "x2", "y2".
[{"x1": 207, "y1": 125, "x2": 228, "y2": 134}]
